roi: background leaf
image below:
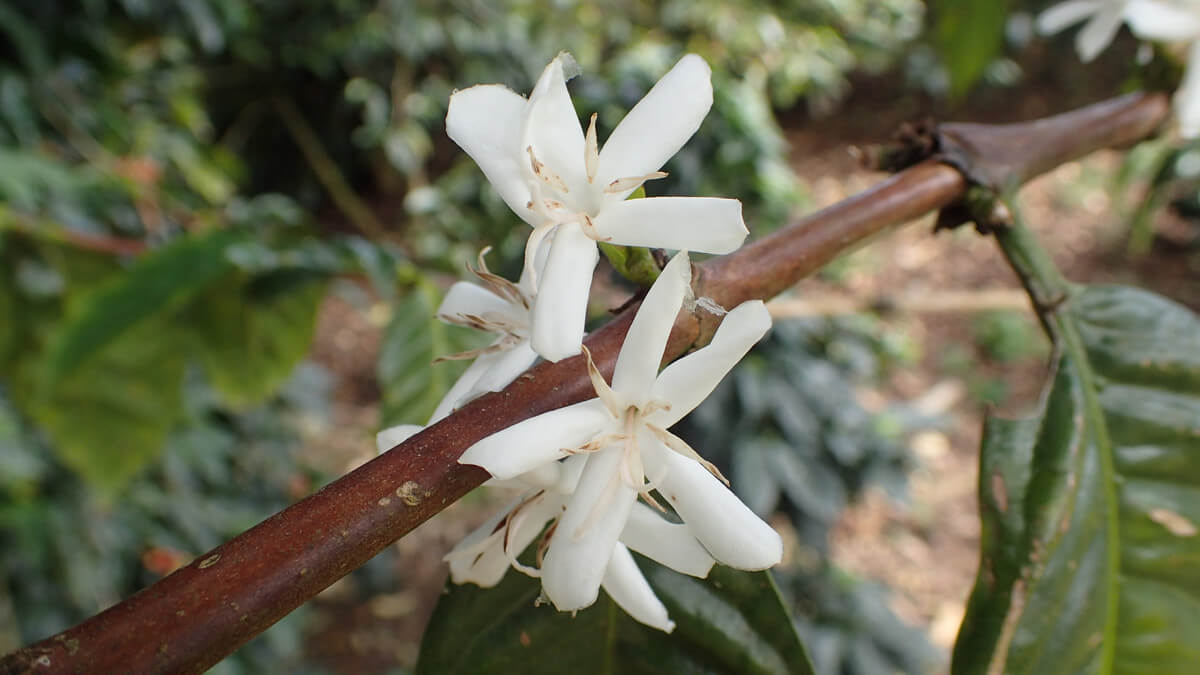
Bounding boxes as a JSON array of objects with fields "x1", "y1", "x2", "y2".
[
  {"x1": 42, "y1": 228, "x2": 245, "y2": 386},
  {"x1": 418, "y1": 555, "x2": 815, "y2": 675},
  {"x1": 930, "y1": 0, "x2": 1009, "y2": 99},
  {"x1": 954, "y1": 285, "x2": 1200, "y2": 674},
  {"x1": 26, "y1": 318, "x2": 187, "y2": 493},
  {"x1": 189, "y1": 271, "x2": 327, "y2": 408},
  {"x1": 376, "y1": 280, "x2": 485, "y2": 427}
]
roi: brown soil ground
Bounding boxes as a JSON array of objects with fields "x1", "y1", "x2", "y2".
[{"x1": 299, "y1": 84, "x2": 1200, "y2": 671}]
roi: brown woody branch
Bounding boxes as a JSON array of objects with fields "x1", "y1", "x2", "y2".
[{"x1": 0, "y1": 92, "x2": 1169, "y2": 675}]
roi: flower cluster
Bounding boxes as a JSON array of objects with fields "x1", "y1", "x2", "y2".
[
  {"x1": 1039, "y1": 0, "x2": 1200, "y2": 137},
  {"x1": 378, "y1": 53, "x2": 782, "y2": 632},
  {"x1": 445, "y1": 52, "x2": 748, "y2": 362}
]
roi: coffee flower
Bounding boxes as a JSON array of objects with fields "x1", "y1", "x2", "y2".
[
  {"x1": 443, "y1": 455, "x2": 716, "y2": 632},
  {"x1": 1124, "y1": 0, "x2": 1200, "y2": 138},
  {"x1": 1040, "y1": 0, "x2": 1200, "y2": 137},
  {"x1": 458, "y1": 252, "x2": 782, "y2": 614},
  {"x1": 376, "y1": 249, "x2": 541, "y2": 452},
  {"x1": 446, "y1": 53, "x2": 748, "y2": 362},
  {"x1": 1037, "y1": 0, "x2": 1131, "y2": 62}
]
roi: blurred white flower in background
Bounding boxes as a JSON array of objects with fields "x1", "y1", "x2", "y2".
[
  {"x1": 1039, "y1": 0, "x2": 1200, "y2": 137},
  {"x1": 1037, "y1": 0, "x2": 1131, "y2": 62}
]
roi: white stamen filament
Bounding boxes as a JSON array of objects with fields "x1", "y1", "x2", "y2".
[
  {"x1": 526, "y1": 145, "x2": 569, "y2": 193},
  {"x1": 585, "y1": 113, "x2": 599, "y2": 182},
  {"x1": 605, "y1": 171, "x2": 668, "y2": 194}
]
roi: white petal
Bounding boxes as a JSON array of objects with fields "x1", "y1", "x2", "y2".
[
  {"x1": 554, "y1": 454, "x2": 590, "y2": 493},
  {"x1": 437, "y1": 281, "x2": 516, "y2": 325},
  {"x1": 621, "y1": 503, "x2": 715, "y2": 577},
  {"x1": 376, "y1": 424, "x2": 423, "y2": 454},
  {"x1": 601, "y1": 543, "x2": 675, "y2": 632},
  {"x1": 445, "y1": 85, "x2": 537, "y2": 225},
  {"x1": 530, "y1": 222, "x2": 599, "y2": 362},
  {"x1": 444, "y1": 498, "x2": 517, "y2": 587},
  {"x1": 595, "y1": 54, "x2": 713, "y2": 198},
  {"x1": 485, "y1": 461, "x2": 563, "y2": 490},
  {"x1": 1076, "y1": 5, "x2": 1126, "y2": 61},
  {"x1": 1036, "y1": 0, "x2": 1104, "y2": 35},
  {"x1": 445, "y1": 493, "x2": 561, "y2": 587},
  {"x1": 648, "y1": 300, "x2": 772, "y2": 428},
  {"x1": 592, "y1": 197, "x2": 748, "y2": 255},
  {"x1": 541, "y1": 447, "x2": 637, "y2": 611},
  {"x1": 519, "y1": 231, "x2": 553, "y2": 297},
  {"x1": 643, "y1": 444, "x2": 783, "y2": 570},
  {"x1": 457, "y1": 398, "x2": 612, "y2": 479},
  {"x1": 1176, "y1": 42, "x2": 1200, "y2": 138},
  {"x1": 611, "y1": 251, "x2": 691, "y2": 399},
  {"x1": 1126, "y1": 0, "x2": 1200, "y2": 41},
  {"x1": 429, "y1": 350, "x2": 501, "y2": 423},
  {"x1": 472, "y1": 339, "x2": 539, "y2": 393},
  {"x1": 523, "y1": 54, "x2": 589, "y2": 196}
]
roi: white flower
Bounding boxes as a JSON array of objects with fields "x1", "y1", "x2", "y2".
[
  {"x1": 458, "y1": 252, "x2": 782, "y2": 615},
  {"x1": 445, "y1": 53, "x2": 749, "y2": 362},
  {"x1": 1125, "y1": 0, "x2": 1200, "y2": 137},
  {"x1": 1037, "y1": 0, "x2": 1131, "y2": 62},
  {"x1": 442, "y1": 455, "x2": 716, "y2": 633},
  {"x1": 376, "y1": 248, "x2": 542, "y2": 453}
]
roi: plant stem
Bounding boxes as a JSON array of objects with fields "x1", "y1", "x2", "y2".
[
  {"x1": 991, "y1": 196, "x2": 1073, "y2": 339},
  {"x1": 273, "y1": 96, "x2": 389, "y2": 240}
]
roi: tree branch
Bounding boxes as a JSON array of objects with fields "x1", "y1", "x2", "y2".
[{"x1": 0, "y1": 91, "x2": 1169, "y2": 675}]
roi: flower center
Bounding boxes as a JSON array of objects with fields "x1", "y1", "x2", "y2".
[{"x1": 519, "y1": 112, "x2": 671, "y2": 285}]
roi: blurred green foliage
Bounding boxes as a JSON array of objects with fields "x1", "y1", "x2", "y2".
[
  {"x1": 0, "y1": 369, "x2": 333, "y2": 674},
  {"x1": 678, "y1": 316, "x2": 942, "y2": 675},
  {"x1": 0, "y1": 0, "x2": 933, "y2": 671}
]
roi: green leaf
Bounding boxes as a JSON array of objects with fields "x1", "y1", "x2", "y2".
[
  {"x1": 599, "y1": 242, "x2": 662, "y2": 287},
  {"x1": 189, "y1": 271, "x2": 327, "y2": 408},
  {"x1": 41, "y1": 228, "x2": 245, "y2": 386},
  {"x1": 377, "y1": 281, "x2": 485, "y2": 427},
  {"x1": 418, "y1": 556, "x2": 815, "y2": 674},
  {"x1": 954, "y1": 285, "x2": 1200, "y2": 674},
  {"x1": 931, "y1": 0, "x2": 1009, "y2": 99},
  {"x1": 27, "y1": 317, "x2": 187, "y2": 493},
  {"x1": 598, "y1": 186, "x2": 662, "y2": 287}
]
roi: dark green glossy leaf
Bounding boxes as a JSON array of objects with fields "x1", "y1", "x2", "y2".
[
  {"x1": 931, "y1": 0, "x2": 1009, "y2": 99},
  {"x1": 954, "y1": 285, "x2": 1200, "y2": 674},
  {"x1": 418, "y1": 556, "x2": 814, "y2": 675},
  {"x1": 41, "y1": 228, "x2": 246, "y2": 386},
  {"x1": 189, "y1": 271, "x2": 327, "y2": 408}
]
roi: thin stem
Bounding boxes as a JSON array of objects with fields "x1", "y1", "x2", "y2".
[
  {"x1": 992, "y1": 195, "x2": 1073, "y2": 339},
  {"x1": 272, "y1": 96, "x2": 389, "y2": 240}
]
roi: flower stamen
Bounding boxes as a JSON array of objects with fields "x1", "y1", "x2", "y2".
[
  {"x1": 605, "y1": 171, "x2": 668, "y2": 194},
  {"x1": 585, "y1": 113, "x2": 599, "y2": 183},
  {"x1": 526, "y1": 145, "x2": 570, "y2": 193},
  {"x1": 647, "y1": 423, "x2": 730, "y2": 486},
  {"x1": 581, "y1": 345, "x2": 623, "y2": 415},
  {"x1": 468, "y1": 247, "x2": 530, "y2": 310},
  {"x1": 580, "y1": 214, "x2": 612, "y2": 242}
]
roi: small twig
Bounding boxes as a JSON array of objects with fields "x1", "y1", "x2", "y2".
[
  {"x1": 272, "y1": 96, "x2": 389, "y2": 240},
  {"x1": 0, "y1": 214, "x2": 147, "y2": 256}
]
